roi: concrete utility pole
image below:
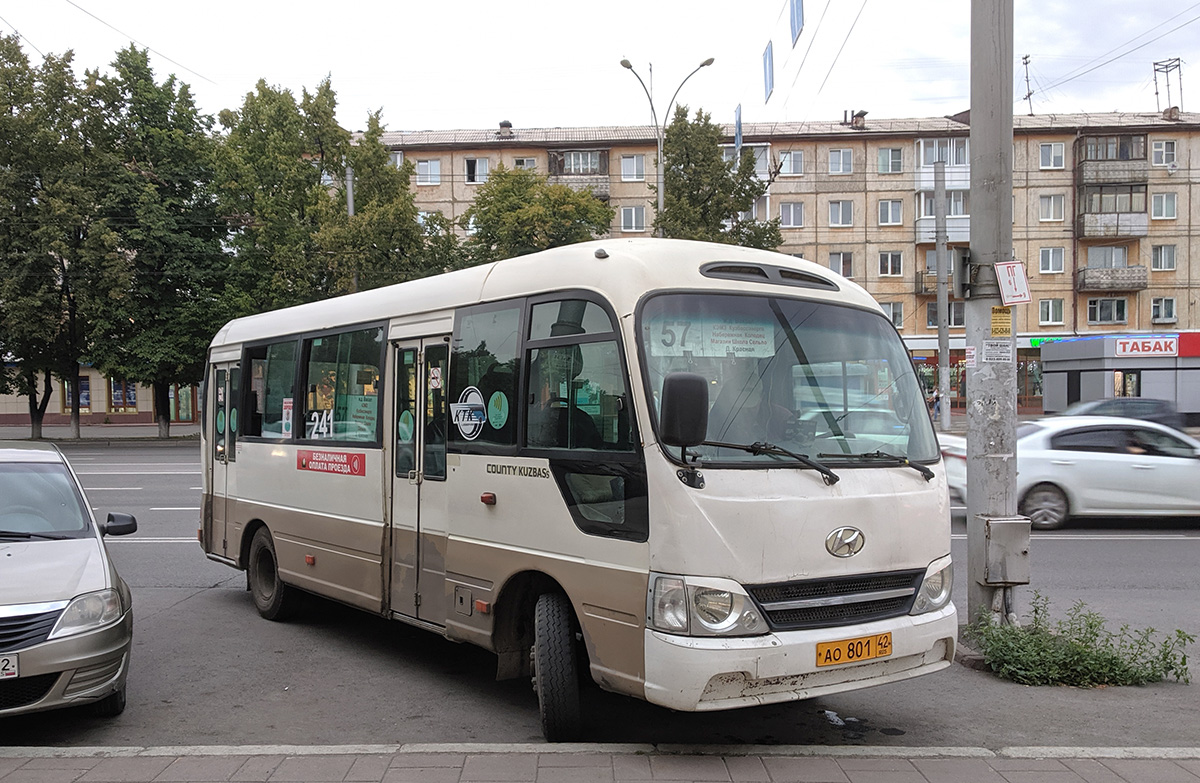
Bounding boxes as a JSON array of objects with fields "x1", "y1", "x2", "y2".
[
  {"x1": 934, "y1": 161, "x2": 950, "y2": 432},
  {"x1": 966, "y1": 0, "x2": 1024, "y2": 624},
  {"x1": 346, "y1": 166, "x2": 357, "y2": 293}
]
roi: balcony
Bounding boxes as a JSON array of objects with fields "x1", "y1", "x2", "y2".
[
  {"x1": 547, "y1": 173, "x2": 609, "y2": 199},
  {"x1": 1075, "y1": 265, "x2": 1148, "y2": 292},
  {"x1": 1075, "y1": 212, "x2": 1148, "y2": 239},
  {"x1": 1077, "y1": 159, "x2": 1149, "y2": 185}
]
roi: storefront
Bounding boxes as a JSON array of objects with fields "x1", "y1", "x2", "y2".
[
  {"x1": 1040, "y1": 332, "x2": 1200, "y2": 425},
  {"x1": 906, "y1": 337, "x2": 1044, "y2": 414}
]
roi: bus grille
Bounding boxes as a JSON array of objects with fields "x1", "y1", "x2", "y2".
[
  {"x1": 746, "y1": 569, "x2": 925, "y2": 631},
  {"x1": 0, "y1": 609, "x2": 63, "y2": 653},
  {"x1": 0, "y1": 673, "x2": 59, "y2": 711}
]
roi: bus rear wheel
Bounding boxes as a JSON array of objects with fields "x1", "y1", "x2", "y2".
[
  {"x1": 248, "y1": 527, "x2": 299, "y2": 621},
  {"x1": 532, "y1": 592, "x2": 582, "y2": 742}
]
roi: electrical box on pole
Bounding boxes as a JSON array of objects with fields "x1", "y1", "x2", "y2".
[{"x1": 952, "y1": 247, "x2": 972, "y2": 299}]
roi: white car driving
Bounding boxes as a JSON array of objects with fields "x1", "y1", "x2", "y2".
[{"x1": 939, "y1": 416, "x2": 1200, "y2": 530}]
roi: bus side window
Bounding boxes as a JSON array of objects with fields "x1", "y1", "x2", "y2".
[
  {"x1": 449, "y1": 305, "x2": 521, "y2": 449},
  {"x1": 244, "y1": 340, "x2": 298, "y2": 439}
]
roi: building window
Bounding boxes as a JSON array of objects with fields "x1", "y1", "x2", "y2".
[
  {"x1": 828, "y1": 148, "x2": 852, "y2": 174},
  {"x1": 1082, "y1": 135, "x2": 1146, "y2": 161},
  {"x1": 1151, "y1": 193, "x2": 1177, "y2": 219},
  {"x1": 723, "y1": 145, "x2": 770, "y2": 179},
  {"x1": 621, "y1": 154, "x2": 645, "y2": 182},
  {"x1": 880, "y1": 302, "x2": 903, "y2": 328},
  {"x1": 780, "y1": 202, "x2": 804, "y2": 227},
  {"x1": 878, "y1": 251, "x2": 903, "y2": 276},
  {"x1": 919, "y1": 138, "x2": 968, "y2": 166},
  {"x1": 878, "y1": 199, "x2": 902, "y2": 225},
  {"x1": 61, "y1": 376, "x2": 92, "y2": 414},
  {"x1": 763, "y1": 41, "x2": 774, "y2": 101},
  {"x1": 1152, "y1": 244, "x2": 1177, "y2": 271},
  {"x1": 926, "y1": 301, "x2": 965, "y2": 328},
  {"x1": 565, "y1": 151, "x2": 601, "y2": 174},
  {"x1": 1039, "y1": 194, "x2": 1064, "y2": 221},
  {"x1": 830, "y1": 252, "x2": 852, "y2": 278},
  {"x1": 1152, "y1": 297, "x2": 1177, "y2": 323},
  {"x1": 924, "y1": 248, "x2": 955, "y2": 277},
  {"x1": 416, "y1": 210, "x2": 434, "y2": 227},
  {"x1": 621, "y1": 206, "x2": 646, "y2": 232},
  {"x1": 465, "y1": 157, "x2": 488, "y2": 184},
  {"x1": 1082, "y1": 184, "x2": 1146, "y2": 214},
  {"x1": 388, "y1": 151, "x2": 404, "y2": 168},
  {"x1": 464, "y1": 215, "x2": 478, "y2": 236},
  {"x1": 779, "y1": 150, "x2": 803, "y2": 175},
  {"x1": 1087, "y1": 297, "x2": 1127, "y2": 324},
  {"x1": 1039, "y1": 299, "x2": 1064, "y2": 326},
  {"x1": 108, "y1": 379, "x2": 138, "y2": 413},
  {"x1": 828, "y1": 200, "x2": 853, "y2": 226},
  {"x1": 1039, "y1": 142, "x2": 1065, "y2": 169},
  {"x1": 1087, "y1": 246, "x2": 1128, "y2": 269},
  {"x1": 416, "y1": 159, "x2": 441, "y2": 185},
  {"x1": 514, "y1": 157, "x2": 537, "y2": 170},
  {"x1": 1152, "y1": 140, "x2": 1177, "y2": 166},
  {"x1": 1039, "y1": 247, "x2": 1065, "y2": 274},
  {"x1": 919, "y1": 190, "x2": 969, "y2": 217},
  {"x1": 878, "y1": 148, "x2": 902, "y2": 173}
]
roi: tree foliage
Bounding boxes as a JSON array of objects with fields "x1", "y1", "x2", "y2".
[
  {"x1": 0, "y1": 36, "x2": 120, "y2": 437},
  {"x1": 460, "y1": 165, "x2": 613, "y2": 265},
  {"x1": 656, "y1": 105, "x2": 782, "y2": 250},
  {"x1": 83, "y1": 46, "x2": 229, "y2": 436}
]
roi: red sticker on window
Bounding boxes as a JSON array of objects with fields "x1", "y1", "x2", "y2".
[{"x1": 296, "y1": 449, "x2": 366, "y2": 476}]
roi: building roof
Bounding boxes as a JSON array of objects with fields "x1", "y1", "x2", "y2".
[{"x1": 376, "y1": 110, "x2": 1200, "y2": 150}]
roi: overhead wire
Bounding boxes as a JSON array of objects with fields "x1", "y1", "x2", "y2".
[
  {"x1": 816, "y1": 0, "x2": 870, "y2": 96},
  {"x1": 0, "y1": 13, "x2": 44, "y2": 58},
  {"x1": 61, "y1": 0, "x2": 217, "y2": 85}
]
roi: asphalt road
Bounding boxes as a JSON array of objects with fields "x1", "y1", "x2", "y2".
[{"x1": 3, "y1": 442, "x2": 1198, "y2": 748}]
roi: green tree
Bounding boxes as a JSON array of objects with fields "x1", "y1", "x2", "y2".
[
  {"x1": 0, "y1": 37, "x2": 119, "y2": 438},
  {"x1": 83, "y1": 46, "x2": 229, "y2": 438},
  {"x1": 656, "y1": 105, "x2": 782, "y2": 250},
  {"x1": 214, "y1": 77, "x2": 348, "y2": 312},
  {"x1": 460, "y1": 165, "x2": 613, "y2": 265},
  {"x1": 313, "y1": 111, "x2": 435, "y2": 292}
]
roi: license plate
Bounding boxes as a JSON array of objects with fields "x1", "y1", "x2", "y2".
[
  {"x1": 0, "y1": 653, "x2": 17, "y2": 679},
  {"x1": 816, "y1": 632, "x2": 892, "y2": 667}
]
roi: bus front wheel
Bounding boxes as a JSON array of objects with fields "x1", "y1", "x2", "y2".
[
  {"x1": 532, "y1": 592, "x2": 582, "y2": 742},
  {"x1": 248, "y1": 528, "x2": 299, "y2": 621}
]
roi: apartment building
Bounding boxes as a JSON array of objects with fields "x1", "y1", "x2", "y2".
[{"x1": 381, "y1": 109, "x2": 1199, "y2": 411}]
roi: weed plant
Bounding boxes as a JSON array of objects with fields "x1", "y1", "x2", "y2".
[{"x1": 967, "y1": 592, "x2": 1193, "y2": 687}]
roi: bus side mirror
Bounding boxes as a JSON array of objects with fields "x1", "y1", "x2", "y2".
[{"x1": 659, "y1": 372, "x2": 709, "y2": 447}]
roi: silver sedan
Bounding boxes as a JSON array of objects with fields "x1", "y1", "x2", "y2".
[{"x1": 939, "y1": 416, "x2": 1200, "y2": 530}]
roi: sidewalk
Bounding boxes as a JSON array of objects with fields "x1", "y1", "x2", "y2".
[
  {"x1": 0, "y1": 744, "x2": 1198, "y2": 782},
  {"x1": 0, "y1": 423, "x2": 199, "y2": 442}
]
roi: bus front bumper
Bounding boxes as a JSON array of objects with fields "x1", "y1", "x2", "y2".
[{"x1": 642, "y1": 603, "x2": 957, "y2": 712}]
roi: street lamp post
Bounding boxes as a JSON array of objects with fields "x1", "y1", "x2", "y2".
[{"x1": 620, "y1": 57, "x2": 714, "y2": 237}]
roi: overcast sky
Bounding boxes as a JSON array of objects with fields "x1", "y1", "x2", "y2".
[{"x1": 2, "y1": 0, "x2": 1197, "y2": 133}]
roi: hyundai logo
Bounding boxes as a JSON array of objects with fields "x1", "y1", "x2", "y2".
[{"x1": 825, "y1": 527, "x2": 865, "y2": 558}]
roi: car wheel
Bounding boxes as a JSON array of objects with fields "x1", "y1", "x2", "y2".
[
  {"x1": 531, "y1": 592, "x2": 582, "y2": 742},
  {"x1": 91, "y1": 684, "x2": 126, "y2": 717},
  {"x1": 1020, "y1": 483, "x2": 1069, "y2": 530},
  {"x1": 248, "y1": 527, "x2": 299, "y2": 621}
]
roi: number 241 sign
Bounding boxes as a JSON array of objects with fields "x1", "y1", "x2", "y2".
[{"x1": 995, "y1": 260, "x2": 1032, "y2": 306}]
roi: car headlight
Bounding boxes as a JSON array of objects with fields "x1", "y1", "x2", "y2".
[
  {"x1": 648, "y1": 573, "x2": 766, "y2": 637},
  {"x1": 910, "y1": 557, "x2": 953, "y2": 615},
  {"x1": 48, "y1": 589, "x2": 124, "y2": 639}
]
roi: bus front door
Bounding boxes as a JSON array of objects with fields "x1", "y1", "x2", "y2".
[
  {"x1": 209, "y1": 363, "x2": 239, "y2": 559},
  {"x1": 389, "y1": 339, "x2": 450, "y2": 624}
]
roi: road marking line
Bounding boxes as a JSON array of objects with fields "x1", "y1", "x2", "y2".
[
  {"x1": 82, "y1": 487, "x2": 144, "y2": 491},
  {"x1": 150, "y1": 507, "x2": 200, "y2": 511},
  {"x1": 75, "y1": 470, "x2": 200, "y2": 475},
  {"x1": 107, "y1": 537, "x2": 197, "y2": 543}
]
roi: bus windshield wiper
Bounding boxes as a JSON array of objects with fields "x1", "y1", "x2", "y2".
[
  {"x1": 816, "y1": 449, "x2": 934, "y2": 482},
  {"x1": 0, "y1": 529, "x2": 72, "y2": 540},
  {"x1": 704, "y1": 440, "x2": 840, "y2": 485}
]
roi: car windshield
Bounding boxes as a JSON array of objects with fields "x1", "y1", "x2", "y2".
[
  {"x1": 0, "y1": 463, "x2": 91, "y2": 537},
  {"x1": 641, "y1": 293, "x2": 939, "y2": 464}
]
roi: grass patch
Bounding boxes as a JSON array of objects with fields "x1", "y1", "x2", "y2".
[{"x1": 966, "y1": 592, "x2": 1194, "y2": 687}]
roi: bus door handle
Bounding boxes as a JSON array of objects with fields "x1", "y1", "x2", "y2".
[
  {"x1": 408, "y1": 469, "x2": 422, "y2": 485},
  {"x1": 215, "y1": 443, "x2": 226, "y2": 464}
]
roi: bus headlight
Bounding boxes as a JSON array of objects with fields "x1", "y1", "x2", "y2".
[
  {"x1": 648, "y1": 573, "x2": 766, "y2": 637},
  {"x1": 910, "y1": 557, "x2": 953, "y2": 615}
]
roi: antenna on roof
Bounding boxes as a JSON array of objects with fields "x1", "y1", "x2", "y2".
[
  {"x1": 1022, "y1": 55, "x2": 1034, "y2": 116},
  {"x1": 1154, "y1": 58, "x2": 1183, "y2": 113}
]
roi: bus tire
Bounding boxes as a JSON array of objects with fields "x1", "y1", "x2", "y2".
[
  {"x1": 532, "y1": 592, "x2": 582, "y2": 742},
  {"x1": 248, "y1": 527, "x2": 298, "y2": 621}
]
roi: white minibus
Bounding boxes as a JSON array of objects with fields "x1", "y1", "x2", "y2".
[{"x1": 200, "y1": 238, "x2": 956, "y2": 741}]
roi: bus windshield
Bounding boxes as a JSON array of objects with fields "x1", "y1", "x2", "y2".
[{"x1": 641, "y1": 293, "x2": 939, "y2": 464}]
